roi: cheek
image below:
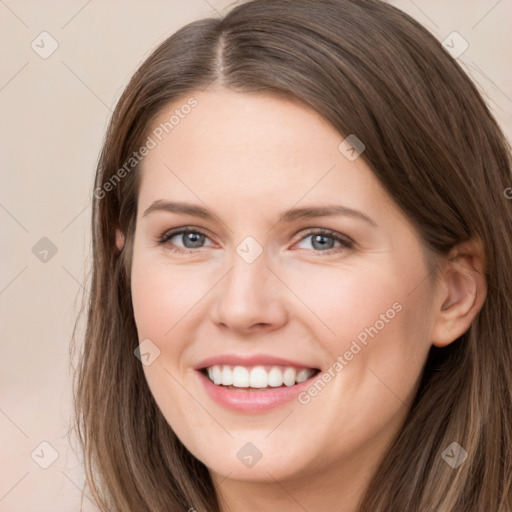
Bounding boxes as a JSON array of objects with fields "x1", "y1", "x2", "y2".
[
  {"x1": 283, "y1": 260, "x2": 432, "y2": 403},
  {"x1": 279, "y1": 262, "x2": 405, "y2": 352},
  {"x1": 290, "y1": 269, "x2": 432, "y2": 464},
  {"x1": 131, "y1": 255, "x2": 208, "y2": 341}
]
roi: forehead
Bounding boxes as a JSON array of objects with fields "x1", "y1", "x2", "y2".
[
  {"x1": 145, "y1": 88, "x2": 339, "y2": 164},
  {"x1": 137, "y1": 87, "x2": 395, "y2": 220}
]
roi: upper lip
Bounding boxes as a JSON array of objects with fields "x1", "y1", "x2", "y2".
[{"x1": 194, "y1": 354, "x2": 319, "y2": 370}]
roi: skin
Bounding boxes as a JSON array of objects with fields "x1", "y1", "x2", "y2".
[{"x1": 118, "y1": 87, "x2": 486, "y2": 512}]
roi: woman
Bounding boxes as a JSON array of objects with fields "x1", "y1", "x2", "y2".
[{"x1": 72, "y1": 0, "x2": 512, "y2": 510}]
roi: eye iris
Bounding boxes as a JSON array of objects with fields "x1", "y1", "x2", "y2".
[
  {"x1": 183, "y1": 232, "x2": 205, "y2": 248},
  {"x1": 312, "y1": 234, "x2": 334, "y2": 250}
]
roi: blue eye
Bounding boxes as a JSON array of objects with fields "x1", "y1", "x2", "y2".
[
  {"x1": 157, "y1": 227, "x2": 354, "y2": 255},
  {"x1": 294, "y1": 229, "x2": 354, "y2": 253},
  {"x1": 158, "y1": 228, "x2": 213, "y2": 254}
]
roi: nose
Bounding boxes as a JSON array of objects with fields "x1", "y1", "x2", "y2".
[{"x1": 210, "y1": 248, "x2": 288, "y2": 334}]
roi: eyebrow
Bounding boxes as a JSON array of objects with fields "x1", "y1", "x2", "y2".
[{"x1": 142, "y1": 200, "x2": 378, "y2": 227}]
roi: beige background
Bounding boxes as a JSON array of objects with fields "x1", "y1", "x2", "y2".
[{"x1": 1, "y1": 1, "x2": 511, "y2": 510}]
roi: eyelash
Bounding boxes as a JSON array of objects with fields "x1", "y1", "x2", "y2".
[{"x1": 156, "y1": 226, "x2": 354, "y2": 255}]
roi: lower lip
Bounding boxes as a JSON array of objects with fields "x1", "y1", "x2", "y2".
[{"x1": 196, "y1": 370, "x2": 319, "y2": 413}]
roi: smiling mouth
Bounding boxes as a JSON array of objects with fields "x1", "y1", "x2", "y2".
[{"x1": 201, "y1": 364, "x2": 321, "y2": 390}]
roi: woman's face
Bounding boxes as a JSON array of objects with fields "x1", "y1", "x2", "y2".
[{"x1": 128, "y1": 87, "x2": 439, "y2": 486}]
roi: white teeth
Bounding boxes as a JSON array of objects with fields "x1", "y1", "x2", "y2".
[
  {"x1": 249, "y1": 366, "x2": 268, "y2": 388},
  {"x1": 204, "y1": 364, "x2": 316, "y2": 388},
  {"x1": 283, "y1": 367, "x2": 296, "y2": 386},
  {"x1": 267, "y1": 367, "x2": 283, "y2": 387},
  {"x1": 232, "y1": 366, "x2": 250, "y2": 387},
  {"x1": 212, "y1": 365, "x2": 222, "y2": 385},
  {"x1": 222, "y1": 366, "x2": 233, "y2": 386},
  {"x1": 296, "y1": 369, "x2": 311, "y2": 383}
]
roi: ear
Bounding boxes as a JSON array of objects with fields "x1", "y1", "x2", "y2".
[
  {"x1": 430, "y1": 237, "x2": 487, "y2": 348},
  {"x1": 115, "y1": 228, "x2": 125, "y2": 251}
]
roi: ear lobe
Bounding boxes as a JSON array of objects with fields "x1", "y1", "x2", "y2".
[
  {"x1": 115, "y1": 228, "x2": 125, "y2": 251},
  {"x1": 431, "y1": 238, "x2": 487, "y2": 348}
]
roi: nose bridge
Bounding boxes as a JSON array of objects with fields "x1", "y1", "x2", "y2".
[
  {"x1": 224, "y1": 242, "x2": 271, "y2": 305},
  {"x1": 212, "y1": 237, "x2": 287, "y2": 331}
]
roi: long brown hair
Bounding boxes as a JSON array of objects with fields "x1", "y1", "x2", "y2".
[{"x1": 71, "y1": 0, "x2": 512, "y2": 510}]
